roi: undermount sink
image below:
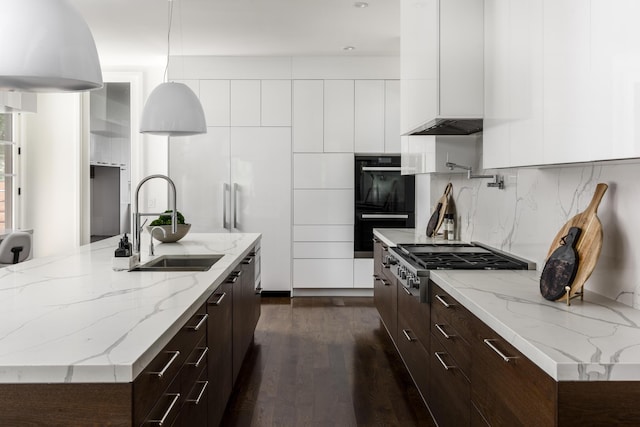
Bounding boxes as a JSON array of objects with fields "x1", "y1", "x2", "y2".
[{"x1": 131, "y1": 254, "x2": 223, "y2": 272}]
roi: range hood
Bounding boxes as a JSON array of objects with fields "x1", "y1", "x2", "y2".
[{"x1": 408, "y1": 117, "x2": 483, "y2": 136}]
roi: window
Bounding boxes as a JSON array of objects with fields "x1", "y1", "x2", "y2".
[{"x1": 0, "y1": 114, "x2": 13, "y2": 229}]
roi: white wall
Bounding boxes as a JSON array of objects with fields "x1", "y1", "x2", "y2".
[
  {"x1": 21, "y1": 93, "x2": 82, "y2": 257},
  {"x1": 427, "y1": 152, "x2": 640, "y2": 309}
]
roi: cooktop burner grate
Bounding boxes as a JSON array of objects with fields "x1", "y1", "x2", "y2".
[{"x1": 396, "y1": 242, "x2": 531, "y2": 271}]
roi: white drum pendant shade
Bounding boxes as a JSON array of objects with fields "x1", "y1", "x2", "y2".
[
  {"x1": 0, "y1": 0, "x2": 103, "y2": 92},
  {"x1": 140, "y1": 82, "x2": 207, "y2": 136}
]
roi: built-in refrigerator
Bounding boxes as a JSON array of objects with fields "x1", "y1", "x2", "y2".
[{"x1": 169, "y1": 127, "x2": 291, "y2": 292}]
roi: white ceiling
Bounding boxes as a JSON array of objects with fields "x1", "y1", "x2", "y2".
[{"x1": 68, "y1": 0, "x2": 400, "y2": 68}]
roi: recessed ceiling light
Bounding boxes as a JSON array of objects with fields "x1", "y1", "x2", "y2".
[
  {"x1": 354, "y1": 2, "x2": 369, "y2": 8},
  {"x1": 343, "y1": 46, "x2": 356, "y2": 51}
]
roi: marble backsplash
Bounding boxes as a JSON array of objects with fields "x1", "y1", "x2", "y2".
[{"x1": 424, "y1": 157, "x2": 640, "y2": 309}]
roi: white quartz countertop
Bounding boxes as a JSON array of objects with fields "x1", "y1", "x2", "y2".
[
  {"x1": 373, "y1": 228, "x2": 461, "y2": 247},
  {"x1": 0, "y1": 232, "x2": 260, "y2": 384},
  {"x1": 430, "y1": 270, "x2": 640, "y2": 381},
  {"x1": 375, "y1": 228, "x2": 640, "y2": 382}
]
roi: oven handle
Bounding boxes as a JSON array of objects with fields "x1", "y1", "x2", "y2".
[
  {"x1": 360, "y1": 214, "x2": 409, "y2": 220},
  {"x1": 361, "y1": 166, "x2": 402, "y2": 172}
]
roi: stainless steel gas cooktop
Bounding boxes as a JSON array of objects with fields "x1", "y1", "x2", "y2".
[{"x1": 387, "y1": 242, "x2": 535, "y2": 303}]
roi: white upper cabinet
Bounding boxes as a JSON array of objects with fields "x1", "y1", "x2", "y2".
[
  {"x1": 324, "y1": 80, "x2": 354, "y2": 152},
  {"x1": 293, "y1": 80, "x2": 323, "y2": 152},
  {"x1": 384, "y1": 80, "x2": 401, "y2": 153},
  {"x1": 485, "y1": 0, "x2": 640, "y2": 168},
  {"x1": 483, "y1": 0, "x2": 544, "y2": 169},
  {"x1": 200, "y1": 80, "x2": 230, "y2": 126},
  {"x1": 355, "y1": 80, "x2": 385, "y2": 153},
  {"x1": 230, "y1": 80, "x2": 260, "y2": 126},
  {"x1": 261, "y1": 80, "x2": 291, "y2": 126}
]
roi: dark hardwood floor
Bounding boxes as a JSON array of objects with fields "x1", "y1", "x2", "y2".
[{"x1": 220, "y1": 297, "x2": 436, "y2": 427}]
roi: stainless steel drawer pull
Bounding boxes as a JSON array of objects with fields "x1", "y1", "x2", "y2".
[
  {"x1": 191, "y1": 347, "x2": 209, "y2": 368},
  {"x1": 403, "y1": 286, "x2": 411, "y2": 296},
  {"x1": 483, "y1": 339, "x2": 516, "y2": 363},
  {"x1": 435, "y1": 352, "x2": 456, "y2": 370},
  {"x1": 402, "y1": 329, "x2": 415, "y2": 342},
  {"x1": 435, "y1": 294, "x2": 452, "y2": 308},
  {"x1": 188, "y1": 314, "x2": 208, "y2": 331},
  {"x1": 381, "y1": 262, "x2": 390, "y2": 270},
  {"x1": 209, "y1": 292, "x2": 226, "y2": 306},
  {"x1": 150, "y1": 351, "x2": 180, "y2": 378},
  {"x1": 383, "y1": 279, "x2": 391, "y2": 286},
  {"x1": 243, "y1": 256, "x2": 254, "y2": 265},
  {"x1": 149, "y1": 393, "x2": 180, "y2": 426},
  {"x1": 435, "y1": 323, "x2": 454, "y2": 339},
  {"x1": 255, "y1": 286, "x2": 263, "y2": 295},
  {"x1": 186, "y1": 381, "x2": 209, "y2": 405}
]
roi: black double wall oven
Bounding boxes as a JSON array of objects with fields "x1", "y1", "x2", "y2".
[{"x1": 354, "y1": 155, "x2": 415, "y2": 257}]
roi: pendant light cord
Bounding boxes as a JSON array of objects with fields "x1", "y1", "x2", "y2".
[{"x1": 164, "y1": 0, "x2": 175, "y2": 83}]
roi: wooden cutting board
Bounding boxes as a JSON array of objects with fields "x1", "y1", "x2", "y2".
[
  {"x1": 426, "y1": 182, "x2": 452, "y2": 237},
  {"x1": 544, "y1": 183, "x2": 608, "y2": 302}
]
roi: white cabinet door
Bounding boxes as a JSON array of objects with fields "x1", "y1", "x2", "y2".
[
  {"x1": 262, "y1": 80, "x2": 291, "y2": 126},
  {"x1": 384, "y1": 80, "x2": 401, "y2": 153},
  {"x1": 355, "y1": 80, "x2": 385, "y2": 153},
  {"x1": 200, "y1": 80, "x2": 230, "y2": 126},
  {"x1": 324, "y1": 80, "x2": 354, "y2": 152},
  {"x1": 353, "y1": 259, "x2": 374, "y2": 288},
  {"x1": 293, "y1": 153, "x2": 353, "y2": 189},
  {"x1": 231, "y1": 127, "x2": 291, "y2": 291},
  {"x1": 293, "y1": 189, "x2": 354, "y2": 225},
  {"x1": 483, "y1": 0, "x2": 512, "y2": 169},
  {"x1": 293, "y1": 225, "x2": 354, "y2": 242},
  {"x1": 293, "y1": 242, "x2": 353, "y2": 259},
  {"x1": 508, "y1": 0, "x2": 543, "y2": 167},
  {"x1": 169, "y1": 128, "x2": 230, "y2": 233},
  {"x1": 293, "y1": 259, "x2": 354, "y2": 288},
  {"x1": 293, "y1": 80, "x2": 323, "y2": 152},
  {"x1": 230, "y1": 80, "x2": 260, "y2": 126},
  {"x1": 542, "y1": 0, "x2": 592, "y2": 165}
]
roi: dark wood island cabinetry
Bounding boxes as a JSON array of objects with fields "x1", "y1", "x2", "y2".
[{"x1": 0, "y1": 243, "x2": 259, "y2": 427}]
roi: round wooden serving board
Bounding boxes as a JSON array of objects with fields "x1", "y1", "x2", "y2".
[{"x1": 545, "y1": 183, "x2": 608, "y2": 302}]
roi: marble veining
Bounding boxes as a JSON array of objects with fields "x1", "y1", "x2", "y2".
[
  {"x1": 427, "y1": 158, "x2": 640, "y2": 309},
  {"x1": 429, "y1": 269, "x2": 640, "y2": 381},
  {"x1": 0, "y1": 232, "x2": 260, "y2": 384},
  {"x1": 374, "y1": 228, "x2": 640, "y2": 381}
]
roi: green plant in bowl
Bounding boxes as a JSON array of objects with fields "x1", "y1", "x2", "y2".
[{"x1": 147, "y1": 210, "x2": 191, "y2": 243}]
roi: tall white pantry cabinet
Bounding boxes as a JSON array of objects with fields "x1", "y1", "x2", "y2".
[{"x1": 169, "y1": 57, "x2": 400, "y2": 293}]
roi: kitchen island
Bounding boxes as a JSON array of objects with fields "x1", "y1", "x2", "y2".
[
  {"x1": 0, "y1": 232, "x2": 261, "y2": 426},
  {"x1": 374, "y1": 228, "x2": 640, "y2": 426}
]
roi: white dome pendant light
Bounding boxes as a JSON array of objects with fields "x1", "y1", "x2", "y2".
[
  {"x1": 0, "y1": 0, "x2": 103, "y2": 92},
  {"x1": 140, "y1": 0, "x2": 206, "y2": 137}
]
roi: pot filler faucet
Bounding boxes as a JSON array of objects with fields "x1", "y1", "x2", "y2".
[
  {"x1": 132, "y1": 174, "x2": 177, "y2": 255},
  {"x1": 445, "y1": 162, "x2": 504, "y2": 190}
]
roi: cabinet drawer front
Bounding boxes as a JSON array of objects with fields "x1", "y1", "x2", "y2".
[
  {"x1": 181, "y1": 335, "x2": 208, "y2": 397},
  {"x1": 397, "y1": 312, "x2": 430, "y2": 403},
  {"x1": 431, "y1": 282, "x2": 473, "y2": 343},
  {"x1": 179, "y1": 364, "x2": 209, "y2": 427},
  {"x1": 432, "y1": 320, "x2": 471, "y2": 376},
  {"x1": 133, "y1": 304, "x2": 207, "y2": 426},
  {"x1": 471, "y1": 318, "x2": 556, "y2": 426},
  {"x1": 373, "y1": 274, "x2": 397, "y2": 343},
  {"x1": 397, "y1": 284, "x2": 430, "y2": 348},
  {"x1": 141, "y1": 374, "x2": 182, "y2": 427},
  {"x1": 430, "y1": 333, "x2": 471, "y2": 427}
]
